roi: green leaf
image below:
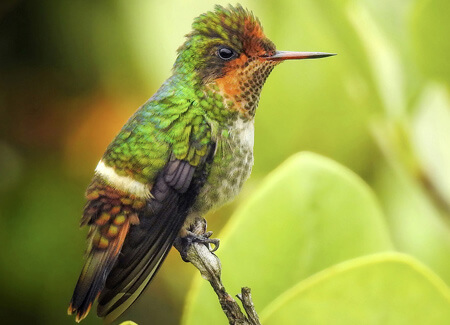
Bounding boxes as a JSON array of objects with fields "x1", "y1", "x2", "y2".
[
  {"x1": 182, "y1": 152, "x2": 393, "y2": 325},
  {"x1": 261, "y1": 253, "x2": 450, "y2": 325}
]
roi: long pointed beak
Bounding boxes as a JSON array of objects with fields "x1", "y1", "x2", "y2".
[{"x1": 263, "y1": 51, "x2": 336, "y2": 61}]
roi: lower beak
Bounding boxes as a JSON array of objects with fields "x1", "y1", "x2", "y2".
[{"x1": 263, "y1": 51, "x2": 336, "y2": 61}]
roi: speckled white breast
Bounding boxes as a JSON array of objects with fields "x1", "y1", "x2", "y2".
[{"x1": 192, "y1": 118, "x2": 254, "y2": 214}]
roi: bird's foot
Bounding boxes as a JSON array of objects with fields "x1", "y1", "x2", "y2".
[
  {"x1": 174, "y1": 230, "x2": 220, "y2": 262},
  {"x1": 174, "y1": 218, "x2": 220, "y2": 262}
]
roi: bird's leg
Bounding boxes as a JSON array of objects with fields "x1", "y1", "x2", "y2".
[{"x1": 174, "y1": 216, "x2": 220, "y2": 262}]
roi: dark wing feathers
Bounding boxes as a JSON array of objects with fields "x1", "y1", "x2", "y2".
[
  {"x1": 97, "y1": 148, "x2": 215, "y2": 322},
  {"x1": 99, "y1": 180, "x2": 179, "y2": 298},
  {"x1": 164, "y1": 159, "x2": 196, "y2": 192}
]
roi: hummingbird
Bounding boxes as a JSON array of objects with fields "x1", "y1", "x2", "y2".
[{"x1": 68, "y1": 4, "x2": 334, "y2": 323}]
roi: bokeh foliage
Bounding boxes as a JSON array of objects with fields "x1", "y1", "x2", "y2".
[{"x1": 0, "y1": 0, "x2": 449, "y2": 324}]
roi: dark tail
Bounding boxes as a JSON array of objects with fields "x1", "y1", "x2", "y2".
[{"x1": 68, "y1": 219, "x2": 130, "y2": 322}]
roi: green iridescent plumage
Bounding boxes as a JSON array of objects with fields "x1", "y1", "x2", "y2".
[{"x1": 103, "y1": 75, "x2": 212, "y2": 183}]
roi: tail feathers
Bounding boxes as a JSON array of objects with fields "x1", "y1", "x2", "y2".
[
  {"x1": 97, "y1": 216, "x2": 180, "y2": 322},
  {"x1": 68, "y1": 219, "x2": 131, "y2": 322},
  {"x1": 68, "y1": 251, "x2": 115, "y2": 322}
]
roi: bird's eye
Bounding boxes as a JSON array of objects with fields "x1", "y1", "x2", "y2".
[{"x1": 217, "y1": 47, "x2": 237, "y2": 61}]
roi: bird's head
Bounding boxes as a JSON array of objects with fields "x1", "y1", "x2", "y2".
[{"x1": 174, "y1": 4, "x2": 334, "y2": 119}]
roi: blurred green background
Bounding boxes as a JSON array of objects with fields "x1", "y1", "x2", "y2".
[{"x1": 0, "y1": 0, "x2": 449, "y2": 324}]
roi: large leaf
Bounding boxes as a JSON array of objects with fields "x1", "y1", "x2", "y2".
[
  {"x1": 262, "y1": 253, "x2": 450, "y2": 325},
  {"x1": 182, "y1": 152, "x2": 393, "y2": 325}
]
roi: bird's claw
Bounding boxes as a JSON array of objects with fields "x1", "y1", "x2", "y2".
[
  {"x1": 191, "y1": 230, "x2": 220, "y2": 252},
  {"x1": 174, "y1": 230, "x2": 220, "y2": 262}
]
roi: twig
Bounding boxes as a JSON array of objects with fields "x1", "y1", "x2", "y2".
[
  {"x1": 237, "y1": 288, "x2": 261, "y2": 325},
  {"x1": 174, "y1": 220, "x2": 261, "y2": 325}
]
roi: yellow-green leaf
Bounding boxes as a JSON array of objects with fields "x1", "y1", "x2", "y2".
[{"x1": 262, "y1": 253, "x2": 450, "y2": 325}]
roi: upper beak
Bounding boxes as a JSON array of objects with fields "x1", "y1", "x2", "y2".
[{"x1": 263, "y1": 51, "x2": 336, "y2": 61}]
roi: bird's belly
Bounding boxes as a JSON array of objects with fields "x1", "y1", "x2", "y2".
[{"x1": 192, "y1": 121, "x2": 254, "y2": 214}]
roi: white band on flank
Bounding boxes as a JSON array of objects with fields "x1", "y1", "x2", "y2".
[{"x1": 95, "y1": 160, "x2": 151, "y2": 198}]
